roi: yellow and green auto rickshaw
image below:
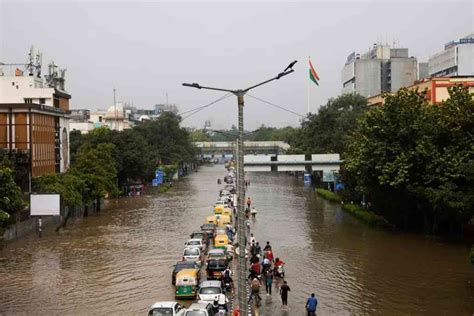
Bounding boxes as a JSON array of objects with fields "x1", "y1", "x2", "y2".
[
  {"x1": 175, "y1": 268, "x2": 199, "y2": 299},
  {"x1": 222, "y1": 207, "x2": 233, "y2": 218},
  {"x1": 218, "y1": 214, "x2": 232, "y2": 227},
  {"x1": 205, "y1": 215, "x2": 217, "y2": 225},
  {"x1": 214, "y1": 205, "x2": 224, "y2": 215},
  {"x1": 214, "y1": 233, "x2": 229, "y2": 249}
]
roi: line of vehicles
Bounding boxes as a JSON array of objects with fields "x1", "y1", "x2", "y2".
[{"x1": 148, "y1": 168, "x2": 238, "y2": 316}]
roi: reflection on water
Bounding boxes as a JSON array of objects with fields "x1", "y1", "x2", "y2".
[{"x1": 0, "y1": 166, "x2": 473, "y2": 315}]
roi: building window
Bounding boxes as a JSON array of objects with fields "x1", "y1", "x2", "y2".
[{"x1": 24, "y1": 98, "x2": 32, "y2": 104}]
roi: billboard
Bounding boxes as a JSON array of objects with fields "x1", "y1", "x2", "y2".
[{"x1": 30, "y1": 194, "x2": 60, "y2": 216}]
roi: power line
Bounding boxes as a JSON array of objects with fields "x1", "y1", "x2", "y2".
[
  {"x1": 180, "y1": 93, "x2": 232, "y2": 120},
  {"x1": 246, "y1": 93, "x2": 306, "y2": 118}
]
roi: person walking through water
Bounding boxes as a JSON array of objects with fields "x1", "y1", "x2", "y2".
[
  {"x1": 280, "y1": 280, "x2": 291, "y2": 308},
  {"x1": 306, "y1": 293, "x2": 318, "y2": 316},
  {"x1": 246, "y1": 197, "x2": 252, "y2": 208},
  {"x1": 264, "y1": 269, "x2": 273, "y2": 296}
]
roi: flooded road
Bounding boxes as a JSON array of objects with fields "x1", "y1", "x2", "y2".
[{"x1": 0, "y1": 165, "x2": 473, "y2": 315}]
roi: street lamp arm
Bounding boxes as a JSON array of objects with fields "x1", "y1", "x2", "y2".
[
  {"x1": 243, "y1": 69, "x2": 294, "y2": 92},
  {"x1": 182, "y1": 82, "x2": 235, "y2": 93}
]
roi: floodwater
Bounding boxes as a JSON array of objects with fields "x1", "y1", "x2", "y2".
[{"x1": 0, "y1": 165, "x2": 472, "y2": 315}]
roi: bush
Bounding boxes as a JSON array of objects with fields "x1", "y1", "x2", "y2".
[
  {"x1": 316, "y1": 188, "x2": 342, "y2": 203},
  {"x1": 158, "y1": 184, "x2": 171, "y2": 193}
]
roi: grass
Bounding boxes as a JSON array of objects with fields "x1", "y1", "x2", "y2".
[
  {"x1": 316, "y1": 188, "x2": 342, "y2": 203},
  {"x1": 158, "y1": 184, "x2": 171, "y2": 193},
  {"x1": 316, "y1": 188, "x2": 393, "y2": 228},
  {"x1": 342, "y1": 204, "x2": 393, "y2": 228}
]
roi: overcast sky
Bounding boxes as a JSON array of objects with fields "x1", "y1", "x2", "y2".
[{"x1": 1, "y1": 0, "x2": 472, "y2": 129}]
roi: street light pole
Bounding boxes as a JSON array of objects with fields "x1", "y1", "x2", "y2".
[{"x1": 183, "y1": 65, "x2": 295, "y2": 315}]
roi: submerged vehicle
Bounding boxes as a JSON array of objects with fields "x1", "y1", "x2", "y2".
[
  {"x1": 200, "y1": 223, "x2": 216, "y2": 239},
  {"x1": 147, "y1": 301, "x2": 186, "y2": 316},
  {"x1": 183, "y1": 247, "x2": 202, "y2": 266},
  {"x1": 172, "y1": 261, "x2": 199, "y2": 285},
  {"x1": 214, "y1": 234, "x2": 229, "y2": 249},
  {"x1": 206, "y1": 258, "x2": 228, "y2": 280},
  {"x1": 175, "y1": 269, "x2": 199, "y2": 299}
]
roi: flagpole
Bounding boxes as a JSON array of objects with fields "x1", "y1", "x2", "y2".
[{"x1": 307, "y1": 56, "x2": 310, "y2": 114}]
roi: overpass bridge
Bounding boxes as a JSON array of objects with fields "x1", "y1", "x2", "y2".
[
  {"x1": 244, "y1": 154, "x2": 342, "y2": 173},
  {"x1": 194, "y1": 141, "x2": 289, "y2": 158}
]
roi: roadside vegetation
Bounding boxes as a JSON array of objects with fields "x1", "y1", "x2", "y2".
[{"x1": 0, "y1": 112, "x2": 196, "y2": 232}]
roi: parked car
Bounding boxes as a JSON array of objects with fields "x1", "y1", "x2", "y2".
[
  {"x1": 172, "y1": 261, "x2": 199, "y2": 285},
  {"x1": 185, "y1": 238, "x2": 206, "y2": 252},
  {"x1": 183, "y1": 247, "x2": 202, "y2": 266},
  {"x1": 147, "y1": 301, "x2": 186, "y2": 316},
  {"x1": 184, "y1": 302, "x2": 215, "y2": 316}
]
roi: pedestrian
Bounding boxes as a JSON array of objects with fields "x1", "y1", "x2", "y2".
[
  {"x1": 265, "y1": 269, "x2": 273, "y2": 296},
  {"x1": 246, "y1": 196, "x2": 252, "y2": 208},
  {"x1": 306, "y1": 293, "x2": 318, "y2": 316},
  {"x1": 249, "y1": 233, "x2": 256, "y2": 245},
  {"x1": 280, "y1": 280, "x2": 291, "y2": 307},
  {"x1": 264, "y1": 241, "x2": 272, "y2": 251},
  {"x1": 254, "y1": 242, "x2": 262, "y2": 256}
]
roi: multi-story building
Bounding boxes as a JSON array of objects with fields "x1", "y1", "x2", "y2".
[
  {"x1": 342, "y1": 44, "x2": 419, "y2": 97},
  {"x1": 428, "y1": 34, "x2": 474, "y2": 77},
  {"x1": 0, "y1": 60, "x2": 70, "y2": 186}
]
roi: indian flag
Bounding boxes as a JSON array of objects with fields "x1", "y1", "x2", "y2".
[{"x1": 309, "y1": 58, "x2": 320, "y2": 86}]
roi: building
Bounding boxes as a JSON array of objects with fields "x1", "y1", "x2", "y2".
[
  {"x1": 69, "y1": 109, "x2": 94, "y2": 134},
  {"x1": 428, "y1": 34, "x2": 474, "y2": 77},
  {"x1": 342, "y1": 44, "x2": 420, "y2": 97},
  {"x1": 155, "y1": 103, "x2": 178, "y2": 115},
  {"x1": 0, "y1": 49, "x2": 70, "y2": 186},
  {"x1": 367, "y1": 76, "x2": 474, "y2": 106}
]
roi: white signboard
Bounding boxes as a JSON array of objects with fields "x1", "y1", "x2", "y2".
[{"x1": 30, "y1": 194, "x2": 60, "y2": 216}]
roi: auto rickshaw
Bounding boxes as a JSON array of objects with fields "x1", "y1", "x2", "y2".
[
  {"x1": 206, "y1": 258, "x2": 229, "y2": 280},
  {"x1": 214, "y1": 233, "x2": 229, "y2": 249},
  {"x1": 175, "y1": 268, "x2": 199, "y2": 299},
  {"x1": 218, "y1": 214, "x2": 231, "y2": 227},
  {"x1": 205, "y1": 215, "x2": 217, "y2": 225},
  {"x1": 222, "y1": 208, "x2": 233, "y2": 219},
  {"x1": 214, "y1": 205, "x2": 224, "y2": 215}
]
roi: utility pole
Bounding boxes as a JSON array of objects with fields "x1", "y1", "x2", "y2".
[
  {"x1": 113, "y1": 87, "x2": 117, "y2": 131},
  {"x1": 182, "y1": 63, "x2": 295, "y2": 314}
]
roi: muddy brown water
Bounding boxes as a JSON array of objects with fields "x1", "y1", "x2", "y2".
[{"x1": 0, "y1": 165, "x2": 472, "y2": 315}]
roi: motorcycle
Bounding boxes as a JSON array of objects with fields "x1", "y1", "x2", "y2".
[{"x1": 274, "y1": 264, "x2": 285, "y2": 278}]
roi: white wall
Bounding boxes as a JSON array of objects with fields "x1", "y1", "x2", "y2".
[
  {"x1": 0, "y1": 76, "x2": 54, "y2": 106},
  {"x1": 457, "y1": 44, "x2": 474, "y2": 75}
]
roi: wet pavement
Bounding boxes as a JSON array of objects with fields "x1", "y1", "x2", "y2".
[{"x1": 0, "y1": 165, "x2": 473, "y2": 315}]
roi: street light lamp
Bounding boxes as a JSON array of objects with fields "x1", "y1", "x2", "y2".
[{"x1": 183, "y1": 63, "x2": 295, "y2": 314}]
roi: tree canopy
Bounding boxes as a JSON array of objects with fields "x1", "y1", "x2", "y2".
[{"x1": 345, "y1": 86, "x2": 474, "y2": 234}]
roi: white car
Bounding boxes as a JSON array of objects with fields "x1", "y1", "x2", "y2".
[
  {"x1": 197, "y1": 280, "x2": 224, "y2": 303},
  {"x1": 185, "y1": 238, "x2": 206, "y2": 252},
  {"x1": 184, "y1": 302, "x2": 215, "y2": 316},
  {"x1": 147, "y1": 301, "x2": 186, "y2": 316},
  {"x1": 183, "y1": 247, "x2": 202, "y2": 266}
]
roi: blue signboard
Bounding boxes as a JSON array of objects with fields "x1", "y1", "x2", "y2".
[
  {"x1": 155, "y1": 170, "x2": 164, "y2": 185},
  {"x1": 303, "y1": 173, "x2": 312, "y2": 185},
  {"x1": 152, "y1": 179, "x2": 159, "y2": 187}
]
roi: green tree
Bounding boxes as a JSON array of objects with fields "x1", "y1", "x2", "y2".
[
  {"x1": 0, "y1": 165, "x2": 25, "y2": 224},
  {"x1": 298, "y1": 94, "x2": 368, "y2": 155},
  {"x1": 345, "y1": 86, "x2": 474, "y2": 234},
  {"x1": 189, "y1": 130, "x2": 211, "y2": 142}
]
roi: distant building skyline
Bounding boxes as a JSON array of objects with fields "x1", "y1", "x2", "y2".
[{"x1": 428, "y1": 33, "x2": 474, "y2": 77}]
